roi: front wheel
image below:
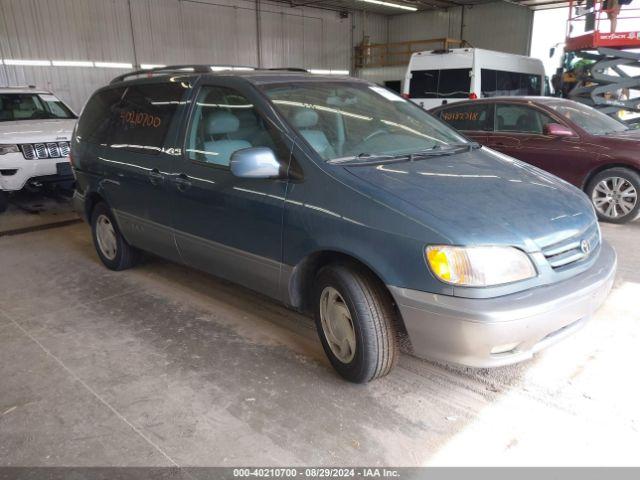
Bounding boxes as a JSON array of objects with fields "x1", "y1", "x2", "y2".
[
  {"x1": 587, "y1": 168, "x2": 640, "y2": 224},
  {"x1": 313, "y1": 263, "x2": 398, "y2": 383},
  {"x1": 90, "y1": 202, "x2": 140, "y2": 270}
]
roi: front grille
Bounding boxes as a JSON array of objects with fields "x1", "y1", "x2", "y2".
[
  {"x1": 20, "y1": 142, "x2": 70, "y2": 160},
  {"x1": 542, "y1": 224, "x2": 600, "y2": 269}
]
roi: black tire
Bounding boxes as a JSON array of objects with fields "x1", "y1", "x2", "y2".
[
  {"x1": 0, "y1": 191, "x2": 7, "y2": 213},
  {"x1": 586, "y1": 168, "x2": 640, "y2": 224},
  {"x1": 90, "y1": 202, "x2": 140, "y2": 270},
  {"x1": 313, "y1": 263, "x2": 398, "y2": 383}
]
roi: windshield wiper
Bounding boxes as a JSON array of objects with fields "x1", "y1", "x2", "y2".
[
  {"x1": 327, "y1": 142, "x2": 480, "y2": 165},
  {"x1": 399, "y1": 142, "x2": 480, "y2": 161},
  {"x1": 327, "y1": 152, "x2": 397, "y2": 164}
]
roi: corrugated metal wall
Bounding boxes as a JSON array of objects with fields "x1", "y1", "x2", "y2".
[
  {"x1": 388, "y1": 3, "x2": 533, "y2": 55},
  {"x1": 388, "y1": 9, "x2": 462, "y2": 43},
  {"x1": 461, "y1": 3, "x2": 533, "y2": 55},
  {"x1": 0, "y1": 0, "x2": 534, "y2": 111},
  {"x1": 0, "y1": 0, "x2": 383, "y2": 111}
]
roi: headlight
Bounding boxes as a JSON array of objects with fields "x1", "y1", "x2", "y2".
[
  {"x1": 0, "y1": 144, "x2": 19, "y2": 155},
  {"x1": 426, "y1": 245, "x2": 536, "y2": 287}
]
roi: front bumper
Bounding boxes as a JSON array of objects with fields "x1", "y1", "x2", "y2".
[
  {"x1": 389, "y1": 240, "x2": 617, "y2": 368},
  {"x1": 0, "y1": 152, "x2": 72, "y2": 191}
]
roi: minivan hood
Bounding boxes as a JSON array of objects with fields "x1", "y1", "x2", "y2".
[
  {"x1": 0, "y1": 119, "x2": 76, "y2": 143},
  {"x1": 342, "y1": 147, "x2": 596, "y2": 252}
]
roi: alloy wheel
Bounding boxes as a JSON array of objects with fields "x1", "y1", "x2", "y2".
[{"x1": 591, "y1": 176, "x2": 638, "y2": 219}]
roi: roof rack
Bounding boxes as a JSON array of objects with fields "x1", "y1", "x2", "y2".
[
  {"x1": 110, "y1": 64, "x2": 221, "y2": 84},
  {"x1": 110, "y1": 64, "x2": 309, "y2": 84},
  {"x1": 264, "y1": 67, "x2": 309, "y2": 72}
]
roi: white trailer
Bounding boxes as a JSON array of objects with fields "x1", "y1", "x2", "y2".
[{"x1": 403, "y1": 48, "x2": 545, "y2": 110}]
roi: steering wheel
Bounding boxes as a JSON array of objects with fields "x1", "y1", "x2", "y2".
[{"x1": 362, "y1": 129, "x2": 388, "y2": 143}]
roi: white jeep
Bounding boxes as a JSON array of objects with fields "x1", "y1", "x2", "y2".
[{"x1": 0, "y1": 87, "x2": 77, "y2": 212}]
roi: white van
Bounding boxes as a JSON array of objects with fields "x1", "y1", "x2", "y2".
[{"x1": 403, "y1": 48, "x2": 545, "y2": 110}]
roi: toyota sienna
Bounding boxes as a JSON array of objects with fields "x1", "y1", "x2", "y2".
[{"x1": 72, "y1": 66, "x2": 616, "y2": 383}]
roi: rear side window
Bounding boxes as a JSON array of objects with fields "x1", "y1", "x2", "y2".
[
  {"x1": 495, "y1": 104, "x2": 555, "y2": 134},
  {"x1": 77, "y1": 82, "x2": 189, "y2": 154},
  {"x1": 76, "y1": 88, "x2": 126, "y2": 144},
  {"x1": 409, "y1": 69, "x2": 471, "y2": 99},
  {"x1": 481, "y1": 69, "x2": 542, "y2": 97},
  {"x1": 438, "y1": 103, "x2": 494, "y2": 132}
]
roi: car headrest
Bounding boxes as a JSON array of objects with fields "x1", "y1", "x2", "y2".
[
  {"x1": 291, "y1": 108, "x2": 319, "y2": 129},
  {"x1": 234, "y1": 108, "x2": 258, "y2": 127},
  {"x1": 205, "y1": 111, "x2": 240, "y2": 135}
]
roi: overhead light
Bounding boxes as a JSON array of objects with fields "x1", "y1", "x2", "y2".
[
  {"x1": 210, "y1": 66, "x2": 255, "y2": 72},
  {"x1": 3, "y1": 59, "x2": 51, "y2": 66},
  {"x1": 356, "y1": 0, "x2": 417, "y2": 11},
  {"x1": 140, "y1": 63, "x2": 166, "y2": 70},
  {"x1": 94, "y1": 62, "x2": 133, "y2": 69},
  {"x1": 52, "y1": 60, "x2": 94, "y2": 67},
  {"x1": 309, "y1": 69, "x2": 349, "y2": 75}
]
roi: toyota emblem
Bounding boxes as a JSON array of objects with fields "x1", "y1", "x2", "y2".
[{"x1": 580, "y1": 239, "x2": 591, "y2": 255}]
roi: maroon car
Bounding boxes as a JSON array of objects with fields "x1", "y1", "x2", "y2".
[{"x1": 431, "y1": 97, "x2": 640, "y2": 223}]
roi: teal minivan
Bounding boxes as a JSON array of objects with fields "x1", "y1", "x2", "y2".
[{"x1": 72, "y1": 66, "x2": 616, "y2": 383}]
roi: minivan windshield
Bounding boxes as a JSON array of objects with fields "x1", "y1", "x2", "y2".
[
  {"x1": 262, "y1": 82, "x2": 468, "y2": 161},
  {"x1": 547, "y1": 100, "x2": 628, "y2": 136},
  {"x1": 0, "y1": 93, "x2": 76, "y2": 122}
]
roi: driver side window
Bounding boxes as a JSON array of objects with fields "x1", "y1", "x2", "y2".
[{"x1": 185, "y1": 86, "x2": 280, "y2": 167}]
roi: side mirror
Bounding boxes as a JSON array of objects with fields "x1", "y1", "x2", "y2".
[
  {"x1": 230, "y1": 147, "x2": 284, "y2": 179},
  {"x1": 549, "y1": 47, "x2": 556, "y2": 58},
  {"x1": 544, "y1": 123, "x2": 576, "y2": 137}
]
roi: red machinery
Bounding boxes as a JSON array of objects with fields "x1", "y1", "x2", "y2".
[{"x1": 559, "y1": 0, "x2": 640, "y2": 120}]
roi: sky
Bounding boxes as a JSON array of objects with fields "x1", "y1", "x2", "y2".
[{"x1": 530, "y1": 8, "x2": 571, "y2": 78}]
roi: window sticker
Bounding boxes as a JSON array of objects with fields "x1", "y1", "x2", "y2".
[
  {"x1": 442, "y1": 111, "x2": 480, "y2": 122},
  {"x1": 369, "y1": 86, "x2": 404, "y2": 102},
  {"x1": 119, "y1": 110, "x2": 162, "y2": 128}
]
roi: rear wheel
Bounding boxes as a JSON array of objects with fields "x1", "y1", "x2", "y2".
[
  {"x1": 0, "y1": 191, "x2": 7, "y2": 213},
  {"x1": 587, "y1": 168, "x2": 640, "y2": 223},
  {"x1": 313, "y1": 263, "x2": 398, "y2": 383},
  {"x1": 90, "y1": 202, "x2": 140, "y2": 270}
]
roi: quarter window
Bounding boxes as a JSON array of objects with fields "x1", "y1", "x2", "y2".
[
  {"x1": 495, "y1": 104, "x2": 555, "y2": 134},
  {"x1": 481, "y1": 69, "x2": 542, "y2": 97},
  {"x1": 77, "y1": 82, "x2": 188, "y2": 153},
  {"x1": 409, "y1": 69, "x2": 471, "y2": 99},
  {"x1": 438, "y1": 103, "x2": 494, "y2": 132},
  {"x1": 185, "y1": 86, "x2": 284, "y2": 167},
  {"x1": 110, "y1": 83, "x2": 188, "y2": 154}
]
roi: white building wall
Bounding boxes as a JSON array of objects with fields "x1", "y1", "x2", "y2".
[{"x1": 0, "y1": 0, "x2": 382, "y2": 111}]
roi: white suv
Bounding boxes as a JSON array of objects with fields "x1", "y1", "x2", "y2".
[{"x1": 0, "y1": 87, "x2": 77, "y2": 212}]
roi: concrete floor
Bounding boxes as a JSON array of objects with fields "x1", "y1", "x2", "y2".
[
  {"x1": 0, "y1": 190, "x2": 78, "y2": 235},
  {"x1": 0, "y1": 220, "x2": 639, "y2": 467}
]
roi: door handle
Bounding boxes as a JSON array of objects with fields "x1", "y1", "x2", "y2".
[
  {"x1": 148, "y1": 169, "x2": 164, "y2": 186},
  {"x1": 173, "y1": 174, "x2": 192, "y2": 192}
]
